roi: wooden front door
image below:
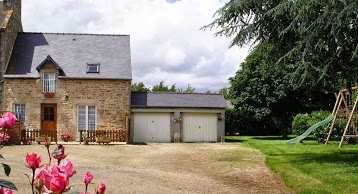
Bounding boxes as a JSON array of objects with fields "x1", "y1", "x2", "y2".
[{"x1": 41, "y1": 104, "x2": 57, "y2": 131}]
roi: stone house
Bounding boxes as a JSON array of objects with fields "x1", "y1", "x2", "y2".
[
  {"x1": 3, "y1": 33, "x2": 131, "y2": 140},
  {"x1": 0, "y1": 1, "x2": 131, "y2": 140}
]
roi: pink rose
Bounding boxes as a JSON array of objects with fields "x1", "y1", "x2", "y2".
[
  {"x1": 26, "y1": 153, "x2": 41, "y2": 169},
  {"x1": 82, "y1": 171, "x2": 93, "y2": 184},
  {"x1": 52, "y1": 144, "x2": 65, "y2": 159},
  {"x1": 60, "y1": 160, "x2": 76, "y2": 177},
  {"x1": 96, "y1": 182, "x2": 106, "y2": 194},
  {"x1": 0, "y1": 112, "x2": 17, "y2": 129},
  {"x1": 0, "y1": 187, "x2": 12, "y2": 194},
  {"x1": 38, "y1": 164, "x2": 69, "y2": 193},
  {"x1": 4, "y1": 189, "x2": 12, "y2": 194},
  {"x1": 48, "y1": 172, "x2": 68, "y2": 193}
]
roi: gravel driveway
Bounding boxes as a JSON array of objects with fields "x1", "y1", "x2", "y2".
[{"x1": 1, "y1": 143, "x2": 292, "y2": 193}]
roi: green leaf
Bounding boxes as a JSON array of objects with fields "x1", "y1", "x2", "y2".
[
  {"x1": 0, "y1": 154, "x2": 4, "y2": 160},
  {"x1": 0, "y1": 179, "x2": 17, "y2": 190},
  {"x1": 1, "y1": 163, "x2": 10, "y2": 176}
]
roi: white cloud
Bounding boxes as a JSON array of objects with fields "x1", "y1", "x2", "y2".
[{"x1": 22, "y1": 0, "x2": 248, "y2": 92}]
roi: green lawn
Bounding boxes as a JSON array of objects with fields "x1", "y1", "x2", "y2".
[{"x1": 225, "y1": 136, "x2": 358, "y2": 194}]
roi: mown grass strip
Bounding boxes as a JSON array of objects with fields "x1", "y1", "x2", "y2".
[{"x1": 225, "y1": 136, "x2": 358, "y2": 193}]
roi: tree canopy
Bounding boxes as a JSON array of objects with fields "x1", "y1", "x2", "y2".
[
  {"x1": 131, "y1": 81, "x2": 197, "y2": 93},
  {"x1": 152, "y1": 81, "x2": 177, "y2": 92},
  {"x1": 229, "y1": 42, "x2": 334, "y2": 136},
  {"x1": 131, "y1": 82, "x2": 150, "y2": 92},
  {"x1": 204, "y1": 0, "x2": 358, "y2": 89}
]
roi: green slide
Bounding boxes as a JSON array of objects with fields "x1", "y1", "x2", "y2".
[{"x1": 287, "y1": 114, "x2": 335, "y2": 144}]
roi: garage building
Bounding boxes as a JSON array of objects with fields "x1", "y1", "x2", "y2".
[{"x1": 130, "y1": 92, "x2": 227, "y2": 143}]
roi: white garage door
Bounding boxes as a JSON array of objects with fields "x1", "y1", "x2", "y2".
[
  {"x1": 182, "y1": 113, "x2": 217, "y2": 142},
  {"x1": 133, "y1": 112, "x2": 171, "y2": 142}
]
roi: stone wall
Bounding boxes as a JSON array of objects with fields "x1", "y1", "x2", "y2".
[
  {"x1": 0, "y1": 0, "x2": 23, "y2": 109},
  {"x1": 3, "y1": 78, "x2": 131, "y2": 140}
]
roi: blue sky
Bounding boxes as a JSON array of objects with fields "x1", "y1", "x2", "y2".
[
  {"x1": 22, "y1": 0, "x2": 248, "y2": 92},
  {"x1": 166, "y1": 0, "x2": 178, "y2": 3}
]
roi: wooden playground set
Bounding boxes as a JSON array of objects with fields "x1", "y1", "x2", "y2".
[{"x1": 288, "y1": 86, "x2": 358, "y2": 148}]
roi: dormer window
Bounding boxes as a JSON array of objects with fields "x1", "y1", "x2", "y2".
[
  {"x1": 43, "y1": 73, "x2": 56, "y2": 93},
  {"x1": 87, "y1": 63, "x2": 100, "y2": 73}
]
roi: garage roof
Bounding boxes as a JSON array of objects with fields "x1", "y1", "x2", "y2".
[{"x1": 131, "y1": 92, "x2": 227, "y2": 108}]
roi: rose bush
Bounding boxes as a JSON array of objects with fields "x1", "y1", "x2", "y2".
[
  {"x1": 0, "y1": 132, "x2": 10, "y2": 145},
  {"x1": 0, "y1": 112, "x2": 17, "y2": 129},
  {"x1": 0, "y1": 112, "x2": 17, "y2": 193},
  {"x1": 0, "y1": 112, "x2": 106, "y2": 194},
  {"x1": 0, "y1": 187, "x2": 13, "y2": 194},
  {"x1": 27, "y1": 145, "x2": 105, "y2": 194}
]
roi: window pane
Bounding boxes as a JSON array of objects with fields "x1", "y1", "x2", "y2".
[
  {"x1": 43, "y1": 73, "x2": 56, "y2": 93},
  {"x1": 88, "y1": 124, "x2": 95, "y2": 130},
  {"x1": 14, "y1": 104, "x2": 25, "y2": 122},
  {"x1": 87, "y1": 64, "x2": 99, "y2": 73},
  {"x1": 78, "y1": 120, "x2": 86, "y2": 130},
  {"x1": 77, "y1": 105, "x2": 96, "y2": 131},
  {"x1": 78, "y1": 106, "x2": 86, "y2": 114},
  {"x1": 44, "y1": 114, "x2": 49, "y2": 121},
  {"x1": 49, "y1": 73, "x2": 55, "y2": 79},
  {"x1": 88, "y1": 66, "x2": 98, "y2": 72},
  {"x1": 88, "y1": 106, "x2": 95, "y2": 114},
  {"x1": 49, "y1": 114, "x2": 54, "y2": 121}
]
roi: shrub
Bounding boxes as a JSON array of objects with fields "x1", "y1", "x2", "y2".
[
  {"x1": 292, "y1": 113, "x2": 311, "y2": 135},
  {"x1": 292, "y1": 110, "x2": 347, "y2": 142}
]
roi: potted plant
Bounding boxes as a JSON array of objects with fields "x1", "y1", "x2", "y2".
[
  {"x1": 35, "y1": 135, "x2": 51, "y2": 144},
  {"x1": 59, "y1": 132, "x2": 72, "y2": 142},
  {"x1": 44, "y1": 92, "x2": 55, "y2": 98},
  {"x1": 82, "y1": 132, "x2": 89, "y2": 145},
  {"x1": 96, "y1": 135, "x2": 111, "y2": 144}
]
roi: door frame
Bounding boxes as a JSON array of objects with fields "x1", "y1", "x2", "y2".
[{"x1": 41, "y1": 103, "x2": 57, "y2": 131}]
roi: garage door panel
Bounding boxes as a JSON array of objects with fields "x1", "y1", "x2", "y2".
[
  {"x1": 182, "y1": 113, "x2": 217, "y2": 142},
  {"x1": 133, "y1": 113, "x2": 171, "y2": 142}
]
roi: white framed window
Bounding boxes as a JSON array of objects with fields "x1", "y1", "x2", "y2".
[
  {"x1": 43, "y1": 73, "x2": 56, "y2": 93},
  {"x1": 87, "y1": 63, "x2": 100, "y2": 73},
  {"x1": 77, "y1": 105, "x2": 96, "y2": 131},
  {"x1": 14, "y1": 104, "x2": 25, "y2": 122}
]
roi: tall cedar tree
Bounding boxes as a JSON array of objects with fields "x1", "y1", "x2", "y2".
[{"x1": 204, "y1": 0, "x2": 358, "y2": 89}]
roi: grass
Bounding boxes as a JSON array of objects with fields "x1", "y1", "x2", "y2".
[{"x1": 225, "y1": 136, "x2": 358, "y2": 194}]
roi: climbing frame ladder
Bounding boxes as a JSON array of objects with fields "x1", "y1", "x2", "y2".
[{"x1": 339, "y1": 95, "x2": 358, "y2": 148}]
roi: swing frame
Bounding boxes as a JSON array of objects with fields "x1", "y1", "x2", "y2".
[{"x1": 325, "y1": 86, "x2": 358, "y2": 148}]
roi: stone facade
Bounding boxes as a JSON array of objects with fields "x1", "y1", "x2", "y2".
[
  {"x1": 0, "y1": 0, "x2": 23, "y2": 109},
  {"x1": 3, "y1": 77, "x2": 131, "y2": 139}
]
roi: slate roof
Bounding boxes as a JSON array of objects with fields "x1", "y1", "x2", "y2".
[
  {"x1": 5, "y1": 32, "x2": 131, "y2": 79},
  {"x1": 131, "y1": 92, "x2": 227, "y2": 109}
]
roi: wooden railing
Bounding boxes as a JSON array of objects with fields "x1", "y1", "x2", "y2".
[
  {"x1": 79, "y1": 129, "x2": 127, "y2": 143},
  {"x1": 21, "y1": 129, "x2": 58, "y2": 143}
]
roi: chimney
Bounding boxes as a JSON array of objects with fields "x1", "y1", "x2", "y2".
[
  {"x1": 2, "y1": 0, "x2": 21, "y2": 22},
  {"x1": 0, "y1": 1, "x2": 3, "y2": 11}
]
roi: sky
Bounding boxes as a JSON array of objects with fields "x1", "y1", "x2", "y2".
[{"x1": 22, "y1": 0, "x2": 249, "y2": 92}]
